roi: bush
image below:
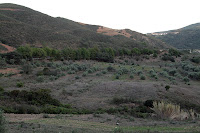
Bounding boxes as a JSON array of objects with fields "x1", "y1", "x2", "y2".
[
  {"x1": 140, "y1": 75, "x2": 146, "y2": 80},
  {"x1": 0, "y1": 57, "x2": 6, "y2": 68},
  {"x1": 9, "y1": 89, "x2": 61, "y2": 106},
  {"x1": 16, "y1": 82, "x2": 24, "y2": 88},
  {"x1": 130, "y1": 74, "x2": 134, "y2": 79},
  {"x1": 137, "y1": 70, "x2": 143, "y2": 76},
  {"x1": 102, "y1": 70, "x2": 107, "y2": 74},
  {"x1": 190, "y1": 56, "x2": 200, "y2": 64},
  {"x1": 161, "y1": 54, "x2": 175, "y2": 62},
  {"x1": 82, "y1": 72, "x2": 88, "y2": 77},
  {"x1": 168, "y1": 69, "x2": 177, "y2": 76},
  {"x1": 144, "y1": 100, "x2": 154, "y2": 108},
  {"x1": 49, "y1": 75, "x2": 58, "y2": 81},
  {"x1": 183, "y1": 77, "x2": 190, "y2": 83},
  {"x1": 165, "y1": 85, "x2": 170, "y2": 91},
  {"x1": 107, "y1": 66, "x2": 115, "y2": 72},
  {"x1": 0, "y1": 109, "x2": 6, "y2": 133},
  {"x1": 22, "y1": 64, "x2": 32, "y2": 74},
  {"x1": 169, "y1": 49, "x2": 181, "y2": 57},
  {"x1": 115, "y1": 75, "x2": 120, "y2": 79},
  {"x1": 75, "y1": 76, "x2": 80, "y2": 79},
  {"x1": 0, "y1": 86, "x2": 4, "y2": 92},
  {"x1": 36, "y1": 76, "x2": 44, "y2": 82}
]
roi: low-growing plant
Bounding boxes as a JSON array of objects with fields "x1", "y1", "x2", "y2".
[
  {"x1": 107, "y1": 65, "x2": 115, "y2": 72},
  {"x1": 49, "y1": 75, "x2": 58, "y2": 81},
  {"x1": 82, "y1": 72, "x2": 88, "y2": 77},
  {"x1": 16, "y1": 82, "x2": 24, "y2": 88},
  {"x1": 165, "y1": 85, "x2": 170, "y2": 91},
  {"x1": 75, "y1": 76, "x2": 80, "y2": 79},
  {"x1": 36, "y1": 76, "x2": 44, "y2": 82},
  {"x1": 140, "y1": 75, "x2": 146, "y2": 80},
  {"x1": 130, "y1": 74, "x2": 134, "y2": 79},
  {"x1": 22, "y1": 64, "x2": 32, "y2": 74},
  {"x1": 0, "y1": 86, "x2": 4, "y2": 92},
  {"x1": 102, "y1": 70, "x2": 107, "y2": 74},
  {"x1": 183, "y1": 77, "x2": 190, "y2": 83},
  {"x1": 115, "y1": 75, "x2": 120, "y2": 79}
]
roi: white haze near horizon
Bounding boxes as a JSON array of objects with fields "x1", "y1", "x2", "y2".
[{"x1": 0, "y1": 0, "x2": 200, "y2": 33}]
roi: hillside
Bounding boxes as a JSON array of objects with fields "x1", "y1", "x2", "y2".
[
  {"x1": 0, "y1": 3, "x2": 169, "y2": 49},
  {"x1": 149, "y1": 23, "x2": 200, "y2": 49}
]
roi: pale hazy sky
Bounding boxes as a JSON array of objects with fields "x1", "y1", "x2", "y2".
[{"x1": 0, "y1": 0, "x2": 200, "y2": 33}]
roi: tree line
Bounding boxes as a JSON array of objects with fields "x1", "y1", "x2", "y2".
[
  {"x1": 16, "y1": 46, "x2": 158, "y2": 62},
  {"x1": 0, "y1": 46, "x2": 158, "y2": 63}
]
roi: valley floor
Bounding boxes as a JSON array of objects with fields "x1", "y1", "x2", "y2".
[{"x1": 6, "y1": 114, "x2": 200, "y2": 133}]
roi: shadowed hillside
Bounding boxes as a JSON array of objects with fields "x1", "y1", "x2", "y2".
[
  {"x1": 0, "y1": 3, "x2": 169, "y2": 49},
  {"x1": 149, "y1": 23, "x2": 200, "y2": 49}
]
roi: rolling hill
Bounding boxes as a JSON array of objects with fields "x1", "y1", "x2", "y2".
[
  {"x1": 149, "y1": 23, "x2": 200, "y2": 49},
  {"x1": 0, "y1": 3, "x2": 169, "y2": 49}
]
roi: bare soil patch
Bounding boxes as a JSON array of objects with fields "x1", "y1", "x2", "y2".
[
  {"x1": 0, "y1": 68, "x2": 19, "y2": 74},
  {"x1": 97, "y1": 27, "x2": 133, "y2": 39},
  {"x1": 0, "y1": 8, "x2": 23, "y2": 11},
  {"x1": 0, "y1": 43, "x2": 16, "y2": 53}
]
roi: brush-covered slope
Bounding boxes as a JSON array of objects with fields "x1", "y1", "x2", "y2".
[
  {"x1": 0, "y1": 3, "x2": 169, "y2": 49},
  {"x1": 149, "y1": 23, "x2": 200, "y2": 49}
]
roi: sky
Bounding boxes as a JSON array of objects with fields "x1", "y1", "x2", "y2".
[{"x1": 0, "y1": 0, "x2": 200, "y2": 33}]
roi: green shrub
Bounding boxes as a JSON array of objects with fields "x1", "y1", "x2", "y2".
[
  {"x1": 140, "y1": 75, "x2": 146, "y2": 80},
  {"x1": 169, "y1": 69, "x2": 177, "y2": 76},
  {"x1": 36, "y1": 76, "x2": 44, "y2": 82},
  {"x1": 75, "y1": 76, "x2": 80, "y2": 79},
  {"x1": 0, "y1": 73, "x2": 4, "y2": 77},
  {"x1": 9, "y1": 89, "x2": 60, "y2": 106},
  {"x1": 82, "y1": 72, "x2": 88, "y2": 77},
  {"x1": 87, "y1": 69, "x2": 93, "y2": 73},
  {"x1": 165, "y1": 85, "x2": 170, "y2": 91},
  {"x1": 137, "y1": 70, "x2": 143, "y2": 76},
  {"x1": 0, "y1": 86, "x2": 4, "y2": 92},
  {"x1": 190, "y1": 56, "x2": 200, "y2": 64},
  {"x1": 96, "y1": 73, "x2": 102, "y2": 76},
  {"x1": 130, "y1": 74, "x2": 134, "y2": 79},
  {"x1": 0, "y1": 109, "x2": 6, "y2": 133},
  {"x1": 16, "y1": 82, "x2": 24, "y2": 88},
  {"x1": 102, "y1": 70, "x2": 107, "y2": 74},
  {"x1": 68, "y1": 70, "x2": 75, "y2": 74},
  {"x1": 42, "y1": 105, "x2": 75, "y2": 114},
  {"x1": 49, "y1": 75, "x2": 58, "y2": 81},
  {"x1": 115, "y1": 75, "x2": 120, "y2": 79},
  {"x1": 153, "y1": 53, "x2": 158, "y2": 58},
  {"x1": 162, "y1": 54, "x2": 175, "y2": 62},
  {"x1": 144, "y1": 100, "x2": 154, "y2": 108},
  {"x1": 169, "y1": 48, "x2": 181, "y2": 57},
  {"x1": 14, "y1": 105, "x2": 40, "y2": 114},
  {"x1": 107, "y1": 66, "x2": 115, "y2": 72},
  {"x1": 0, "y1": 57, "x2": 6, "y2": 68},
  {"x1": 183, "y1": 77, "x2": 190, "y2": 83},
  {"x1": 22, "y1": 64, "x2": 32, "y2": 74}
]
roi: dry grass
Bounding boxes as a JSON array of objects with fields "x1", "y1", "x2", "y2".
[{"x1": 152, "y1": 101, "x2": 198, "y2": 120}]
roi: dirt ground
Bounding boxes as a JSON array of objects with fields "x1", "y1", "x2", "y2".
[{"x1": 0, "y1": 43, "x2": 16, "y2": 53}]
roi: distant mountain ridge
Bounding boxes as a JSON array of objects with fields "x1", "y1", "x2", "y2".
[
  {"x1": 148, "y1": 23, "x2": 200, "y2": 49},
  {"x1": 0, "y1": 3, "x2": 169, "y2": 49}
]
